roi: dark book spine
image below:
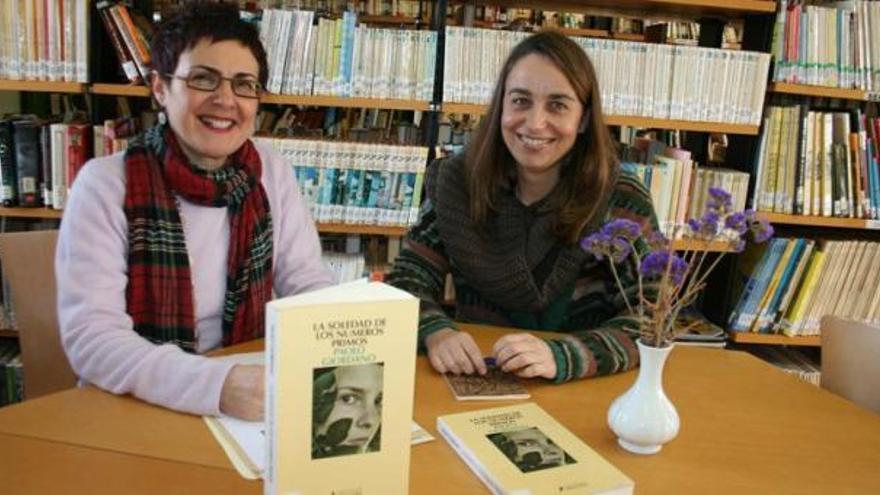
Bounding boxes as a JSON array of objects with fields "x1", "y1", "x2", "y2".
[
  {"x1": 97, "y1": 1, "x2": 142, "y2": 84},
  {"x1": 40, "y1": 124, "x2": 52, "y2": 207},
  {"x1": 13, "y1": 121, "x2": 41, "y2": 207},
  {"x1": 0, "y1": 121, "x2": 18, "y2": 207}
]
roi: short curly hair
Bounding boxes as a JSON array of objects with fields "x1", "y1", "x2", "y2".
[{"x1": 150, "y1": 1, "x2": 268, "y2": 88}]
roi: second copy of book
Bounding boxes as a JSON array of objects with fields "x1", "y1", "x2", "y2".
[
  {"x1": 437, "y1": 403, "x2": 634, "y2": 495},
  {"x1": 265, "y1": 281, "x2": 419, "y2": 495}
]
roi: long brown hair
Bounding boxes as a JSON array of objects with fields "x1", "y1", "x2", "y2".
[{"x1": 466, "y1": 30, "x2": 618, "y2": 243}]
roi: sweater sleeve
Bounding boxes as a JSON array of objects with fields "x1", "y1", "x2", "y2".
[
  {"x1": 385, "y1": 197, "x2": 458, "y2": 352},
  {"x1": 260, "y1": 145, "x2": 335, "y2": 297},
  {"x1": 56, "y1": 156, "x2": 236, "y2": 416},
  {"x1": 548, "y1": 172, "x2": 661, "y2": 383}
]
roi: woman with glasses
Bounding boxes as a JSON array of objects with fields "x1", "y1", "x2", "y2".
[
  {"x1": 56, "y1": 3, "x2": 333, "y2": 420},
  {"x1": 387, "y1": 31, "x2": 658, "y2": 383}
]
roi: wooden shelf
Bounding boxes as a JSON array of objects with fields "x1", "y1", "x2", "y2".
[
  {"x1": 758, "y1": 212, "x2": 880, "y2": 230},
  {"x1": 260, "y1": 94, "x2": 432, "y2": 111},
  {"x1": 90, "y1": 83, "x2": 151, "y2": 97},
  {"x1": 671, "y1": 238, "x2": 737, "y2": 252},
  {"x1": 546, "y1": 27, "x2": 646, "y2": 42},
  {"x1": 768, "y1": 82, "x2": 867, "y2": 101},
  {"x1": 0, "y1": 79, "x2": 85, "y2": 93},
  {"x1": 468, "y1": 0, "x2": 778, "y2": 16},
  {"x1": 728, "y1": 332, "x2": 820, "y2": 347},
  {"x1": 0, "y1": 207, "x2": 63, "y2": 219},
  {"x1": 0, "y1": 329, "x2": 17, "y2": 339},
  {"x1": 316, "y1": 223, "x2": 408, "y2": 236},
  {"x1": 442, "y1": 103, "x2": 759, "y2": 134},
  {"x1": 359, "y1": 15, "x2": 420, "y2": 25},
  {"x1": 85, "y1": 86, "x2": 433, "y2": 112}
]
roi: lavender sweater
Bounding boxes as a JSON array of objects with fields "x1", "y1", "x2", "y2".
[{"x1": 55, "y1": 141, "x2": 334, "y2": 416}]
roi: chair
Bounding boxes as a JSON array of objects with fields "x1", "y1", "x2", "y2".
[
  {"x1": 0, "y1": 230, "x2": 76, "y2": 399},
  {"x1": 820, "y1": 316, "x2": 880, "y2": 414}
]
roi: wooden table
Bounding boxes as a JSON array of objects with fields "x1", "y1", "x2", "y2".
[{"x1": 1, "y1": 324, "x2": 879, "y2": 494}]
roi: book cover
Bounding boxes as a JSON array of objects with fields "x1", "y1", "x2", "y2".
[
  {"x1": 437, "y1": 403, "x2": 633, "y2": 495},
  {"x1": 443, "y1": 359, "x2": 530, "y2": 401},
  {"x1": 265, "y1": 281, "x2": 419, "y2": 495}
]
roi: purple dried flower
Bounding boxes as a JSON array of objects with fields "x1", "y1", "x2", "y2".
[
  {"x1": 610, "y1": 237, "x2": 632, "y2": 263},
  {"x1": 734, "y1": 239, "x2": 747, "y2": 252},
  {"x1": 751, "y1": 221, "x2": 774, "y2": 243},
  {"x1": 601, "y1": 218, "x2": 642, "y2": 242},
  {"x1": 724, "y1": 212, "x2": 748, "y2": 235},
  {"x1": 639, "y1": 250, "x2": 689, "y2": 286},
  {"x1": 707, "y1": 187, "x2": 733, "y2": 213},
  {"x1": 580, "y1": 232, "x2": 612, "y2": 261},
  {"x1": 647, "y1": 231, "x2": 669, "y2": 251}
]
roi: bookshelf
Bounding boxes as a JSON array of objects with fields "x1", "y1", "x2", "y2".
[
  {"x1": 0, "y1": 329, "x2": 17, "y2": 339},
  {"x1": 767, "y1": 82, "x2": 868, "y2": 102},
  {"x1": 85, "y1": 83, "x2": 434, "y2": 112},
  {"x1": 728, "y1": 332, "x2": 820, "y2": 347},
  {"x1": 0, "y1": 80, "x2": 85, "y2": 94},
  {"x1": 462, "y1": 0, "x2": 777, "y2": 16},
  {"x1": 0, "y1": 208, "x2": 63, "y2": 220},
  {"x1": 757, "y1": 213, "x2": 880, "y2": 231}
]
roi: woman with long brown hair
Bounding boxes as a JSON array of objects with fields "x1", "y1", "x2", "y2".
[{"x1": 387, "y1": 31, "x2": 657, "y2": 382}]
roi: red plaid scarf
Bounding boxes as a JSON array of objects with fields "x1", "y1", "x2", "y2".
[{"x1": 123, "y1": 124, "x2": 273, "y2": 351}]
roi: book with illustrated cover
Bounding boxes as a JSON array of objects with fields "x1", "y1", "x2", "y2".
[
  {"x1": 443, "y1": 359, "x2": 530, "y2": 401},
  {"x1": 265, "y1": 281, "x2": 419, "y2": 495},
  {"x1": 437, "y1": 403, "x2": 633, "y2": 495},
  {"x1": 203, "y1": 352, "x2": 434, "y2": 481}
]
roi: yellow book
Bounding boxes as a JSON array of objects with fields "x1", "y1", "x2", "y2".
[
  {"x1": 265, "y1": 281, "x2": 419, "y2": 494},
  {"x1": 437, "y1": 403, "x2": 634, "y2": 495},
  {"x1": 780, "y1": 249, "x2": 826, "y2": 336}
]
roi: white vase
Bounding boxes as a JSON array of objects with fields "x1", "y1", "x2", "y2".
[{"x1": 607, "y1": 339, "x2": 679, "y2": 455}]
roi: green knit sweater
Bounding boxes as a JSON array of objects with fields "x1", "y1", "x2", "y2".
[{"x1": 386, "y1": 155, "x2": 659, "y2": 382}]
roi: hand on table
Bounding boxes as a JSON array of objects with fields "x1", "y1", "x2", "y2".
[
  {"x1": 424, "y1": 328, "x2": 488, "y2": 376},
  {"x1": 219, "y1": 364, "x2": 264, "y2": 421},
  {"x1": 492, "y1": 333, "x2": 556, "y2": 379}
]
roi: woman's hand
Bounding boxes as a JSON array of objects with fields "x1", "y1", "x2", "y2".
[
  {"x1": 492, "y1": 333, "x2": 557, "y2": 379},
  {"x1": 424, "y1": 328, "x2": 487, "y2": 375},
  {"x1": 219, "y1": 364, "x2": 264, "y2": 421}
]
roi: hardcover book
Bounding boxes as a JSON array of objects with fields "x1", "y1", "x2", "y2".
[
  {"x1": 443, "y1": 359, "x2": 530, "y2": 401},
  {"x1": 437, "y1": 403, "x2": 633, "y2": 495},
  {"x1": 265, "y1": 281, "x2": 419, "y2": 495}
]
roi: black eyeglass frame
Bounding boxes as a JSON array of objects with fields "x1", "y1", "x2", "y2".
[{"x1": 161, "y1": 68, "x2": 263, "y2": 99}]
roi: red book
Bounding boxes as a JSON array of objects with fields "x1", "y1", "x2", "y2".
[{"x1": 65, "y1": 124, "x2": 91, "y2": 189}]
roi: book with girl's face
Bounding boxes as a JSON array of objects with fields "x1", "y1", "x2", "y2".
[
  {"x1": 265, "y1": 281, "x2": 418, "y2": 495},
  {"x1": 437, "y1": 403, "x2": 633, "y2": 494}
]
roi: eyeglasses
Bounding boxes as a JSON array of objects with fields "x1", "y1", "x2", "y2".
[{"x1": 164, "y1": 67, "x2": 262, "y2": 99}]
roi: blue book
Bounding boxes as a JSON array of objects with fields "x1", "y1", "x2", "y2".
[
  {"x1": 731, "y1": 238, "x2": 787, "y2": 332},
  {"x1": 756, "y1": 238, "x2": 806, "y2": 334}
]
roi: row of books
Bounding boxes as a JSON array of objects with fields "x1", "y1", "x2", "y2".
[
  {"x1": 97, "y1": 0, "x2": 154, "y2": 85},
  {"x1": 322, "y1": 251, "x2": 367, "y2": 284},
  {"x1": 729, "y1": 238, "x2": 880, "y2": 337},
  {"x1": 771, "y1": 0, "x2": 880, "y2": 91},
  {"x1": 254, "y1": 137, "x2": 428, "y2": 227},
  {"x1": 0, "y1": 117, "x2": 92, "y2": 210},
  {"x1": 753, "y1": 104, "x2": 880, "y2": 218},
  {"x1": 443, "y1": 27, "x2": 770, "y2": 126},
  {"x1": 620, "y1": 135, "x2": 748, "y2": 236},
  {"x1": 0, "y1": 339, "x2": 22, "y2": 408},
  {"x1": 260, "y1": 9, "x2": 437, "y2": 100},
  {"x1": 0, "y1": 0, "x2": 89, "y2": 83},
  {"x1": 258, "y1": 106, "x2": 424, "y2": 145}
]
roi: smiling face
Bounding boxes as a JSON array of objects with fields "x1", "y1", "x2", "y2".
[
  {"x1": 316, "y1": 364, "x2": 384, "y2": 451},
  {"x1": 500, "y1": 53, "x2": 584, "y2": 190},
  {"x1": 151, "y1": 38, "x2": 260, "y2": 170}
]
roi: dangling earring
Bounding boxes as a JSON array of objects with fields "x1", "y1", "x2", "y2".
[{"x1": 158, "y1": 109, "x2": 167, "y2": 126}]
